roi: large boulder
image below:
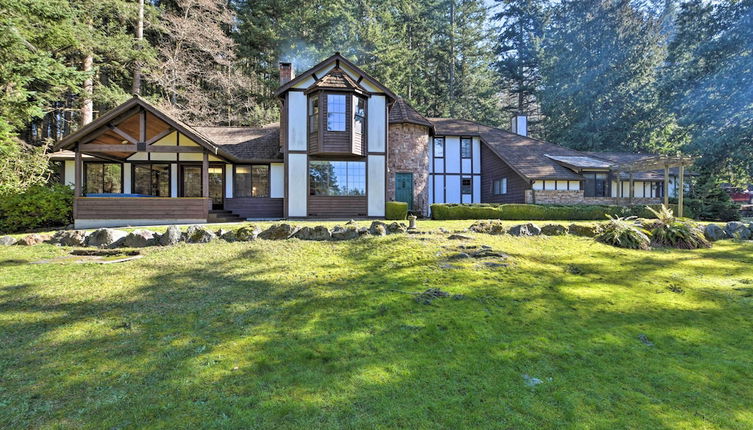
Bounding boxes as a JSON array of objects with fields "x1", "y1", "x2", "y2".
[
  {"x1": 234, "y1": 225, "x2": 260, "y2": 241},
  {"x1": 185, "y1": 225, "x2": 216, "y2": 243},
  {"x1": 704, "y1": 224, "x2": 726, "y2": 242},
  {"x1": 331, "y1": 225, "x2": 360, "y2": 240},
  {"x1": 0, "y1": 236, "x2": 17, "y2": 246},
  {"x1": 122, "y1": 229, "x2": 157, "y2": 248},
  {"x1": 15, "y1": 233, "x2": 51, "y2": 246},
  {"x1": 568, "y1": 224, "x2": 598, "y2": 237},
  {"x1": 294, "y1": 226, "x2": 332, "y2": 241},
  {"x1": 159, "y1": 225, "x2": 183, "y2": 246},
  {"x1": 258, "y1": 223, "x2": 298, "y2": 240},
  {"x1": 725, "y1": 221, "x2": 751, "y2": 240},
  {"x1": 386, "y1": 222, "x2": 407, "y2": 234},
  {"x1": 369, "y1": 221, "x2": 388, "y2": 236},
  {"x1": 540, "y1": 224, "x2": 567, "y2": 236},
  {"x1": 469, "y1": 220, "x2": 507, "y2": 235},
  {"x1": 86, "y1": 229, "x2": 127, "y2": 248},
  {"x1": 508, "y1": 223, "x2": 542, "y2": 237},
  {"x1": 50, "y1": 230, "x2": 88, "y2": 246}
]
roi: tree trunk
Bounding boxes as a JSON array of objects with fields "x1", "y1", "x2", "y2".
[
  {"x1": 81, "y1": 55, "x2": 94, "y2": 126},
  {"x1": 132, "y1": 0, "x2": 144, "y2": 95}
]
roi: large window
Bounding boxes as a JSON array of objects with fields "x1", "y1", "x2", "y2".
[
  {"x1": 327, "y1": 94, "x2": 346, "y2": 131},
  {"x1": 309, "y1": 161, "x2": 365, "y2": 196},
  {"x1": 85, "y1": 163, "x2": 122, "y2": 194},
  {"x1": 493, "y1": 178, "x2": 507, "y2": 195},
  {"x1": 433, "y1": 137, "x2": 445, "y2": 158},
  {"x1": 309, "y1": 96, "x2": 319, "y2": 133},
  {"x1": 133, "y1": 164, "x2": 170, "y2": 196},
  {"x1": 461, "y1": 138, "x2": 472, "y2": 158},
  {"x1": 354, "y1": 96, "x2": 365, "y2": 134},
  {"x1": 583, "y1": 172, "x2": 608, "y2": 197},
  {"x1": 234, "y1": 165, "x2": 269, "y2": 197}
]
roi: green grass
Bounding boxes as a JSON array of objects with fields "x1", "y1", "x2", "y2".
[{"x1": 1, "y1": 222, "x2": 752, "y2": 429}]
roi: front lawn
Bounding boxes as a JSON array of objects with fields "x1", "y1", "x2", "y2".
[{"x1": 1, "y1": 223, "x2": 752, "y2": 428}]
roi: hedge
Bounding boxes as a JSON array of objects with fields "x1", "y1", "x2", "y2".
[
  {"x1": 385, "y1": 201, "x2": 409, "y2": 220},
  {"x1": 430, "y1": 203, "x2": 690, "y2": 221},
  {"x1": 0, "y1": 184, "x2": 73, "y2": 233}
]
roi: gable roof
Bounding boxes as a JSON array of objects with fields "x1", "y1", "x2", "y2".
[
  {"x1": 274, "y1": 52, "x2": 397, "y2": 101},
  {"x1": 194, "y1": 124, "x2": 282, "y2": 162},
  {"x1": 55, "y1": 96, "x2": 219, "y2": 155},
  {"x1": 389, "y1": 98, "x2": 433, "y2": 128},
  {"x1": 305, "y1": 67, "x2": 366, "y2": 94}
]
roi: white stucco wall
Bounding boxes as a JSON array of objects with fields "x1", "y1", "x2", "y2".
[
  {"x1": 171, "y1": 164, "x2": 178, "y2": 197},
  {"x1": 434, "y1": 176, "x2": 445, "y2": 204},
  {"x1": 288, "y1": 92, "x2": 307, "y2": 152},
  {"x1": 367, "y1": 95, "x2": 386, "y2": 153},
  {"x1": 288, "y1": 154, "x2": 307, "y2": 216},
  {"x1": 123, "y1": 163, "x2": 132, "y2": 193},
  {"x1": 225, "y1": 164, "x2": 233, "y2": 198},
  {"x1": 472, "y1": 138, "x2": 481, "y2": 174},
  {"x1": 367, "y1": 155, "x2": 385, "y2": 216},
  {"x1": 270, "y1": 163, "x2": 284, "y2": 198},
  {"x1": 445, "y1": 136, "x2": 460, "y2": 173},
  {"x1": 445, "y1": 176, "x2": 461, "y2": 204},
  {"x1": 64, "y1": 160, "x2": 75, "y2": 186}
]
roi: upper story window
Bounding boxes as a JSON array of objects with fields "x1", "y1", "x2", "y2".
[
  {"x1": 309, "y1": 96, "x2": 319, "y2": 133},
  {"x1": 433, "y1": 137, "x2": 445, "y2": 158},
  {"x1": 327, "y1": 94, "x2": 346, "y2": 131},
  {"x1": 354, "y1": 96, "x2": 365, "y2": 134},
  {"x1": 461, "y1": 138, "x2": 472, "y2": 158},
  {"x1": 309, "y1": 161, "x2": 365, "y2": 196},
  {"x1": 234, "y1": 165, "x2": 269, "y2": 198},
  {"x1": 85, "y1": 162, "x2": 122, "y2": 194}
]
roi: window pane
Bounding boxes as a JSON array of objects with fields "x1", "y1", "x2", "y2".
[
  {"x1": 354, "y1": 96, "x2": 365, "y2": 134},
  {"x1": 135, "y1": 164, "x2": 169, "y2": 196},
  {"x1": 309, "y1": 96, "x2": 319, "y2": 133},
  {"x1": 103, "y1": 164, "x2": 122, "y2": 193},
  {"x1": 234, "y1": 165, "x2": 252, "y2": 197},
  {"x1": 461, "y1": 178, "x2": 472, "y2": 194},
  {"x1": 183, "y1": 166, "x2": 202, "y2": 197},
  {"x1": 309, "y1": 161, "x2": 365, "y2": 196},
  {"x1": 251, "y1": 165, "x2": 269, "y2": 197},
  {"x1": 85, "y1": 163, "x2": 122, "y2": 194},
  {"x1": 461, "y1": 138, "x2": 472, "y2": 158},
  {"x1": 85, "y1": 164, "x2": 102, "y2": 194},
  {"x1": 327, "y1": 94, "x2": 346, "y2": 131},
  {"x1": 134, "y1": 165, "x2": 151, "y2": 195},
  {"x1": 434, "y1": 138, "x2": 444, "y2": 158}
]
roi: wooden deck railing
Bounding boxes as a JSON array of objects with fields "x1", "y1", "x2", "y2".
[{"x1": 74, "y1": 197, "x2": 210, "y2": 220}]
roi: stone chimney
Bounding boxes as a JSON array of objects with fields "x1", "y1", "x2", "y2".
[
  {"x1": 279, "y1": 62, "x2": 294, "y2": 85},
  {"x1": 511, "y1": 114, "x2": 528, "y2": 137}
]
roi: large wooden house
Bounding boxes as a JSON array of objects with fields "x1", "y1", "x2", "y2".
[{"x1": 54, "y1": 53, "x2": 691, "y2": 228}]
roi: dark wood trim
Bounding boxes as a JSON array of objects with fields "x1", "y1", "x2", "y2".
[
  {"x1": 110, "y1": 126, "x2": 138, "y2": 144},
  {"x1": 79, "y1": 143, "x2": 203, "y2": 153}
]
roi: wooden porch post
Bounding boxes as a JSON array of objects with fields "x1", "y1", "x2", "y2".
[
  {"x1": 74, "y1": 143, "x2": 82, "y2": 198},
  {"x1": 202, "y1": 151, "x2": 209, "y2": 199},
  {"x1": 663, "y1": 163, "x2": 670, "y2": 207},
  {"x1": 629, "y1": 172, "x2": 634, "y2": 205},
  {"x1": 678, "y1": 164, "x2": 685, "y2": 218}
]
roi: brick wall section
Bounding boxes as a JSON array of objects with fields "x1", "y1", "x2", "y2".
[
  {"x1": 525, "y1": 189, "x2": 660, "y2": 205},
  {"x1": 387, "y1": 123, "x2": 430, "y2": 216}
]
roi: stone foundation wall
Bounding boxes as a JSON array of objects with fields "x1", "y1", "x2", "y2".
[
  {"x1": 387, "y1": 123, "x2": 430, "y2": 216},
  {"x1": 525, "y1": 189, "x2": 661, "y2": 206}
]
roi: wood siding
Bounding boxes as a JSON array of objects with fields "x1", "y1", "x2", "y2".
[
  {"x1": 307, "y1": 196, "x2": 367, "y2": 217},
  {"x1": 308, "y1": 91, "x2": 365, "y2": 157},
  {"x1": 224, "y1": 197, "x2": 284, "y2": 218},
  {"x1": 75, "y1": 197, "x2": 209, "y2": 220},
  {"x1": 480, "y1": 144, "x2": 529, "y2": 203}
]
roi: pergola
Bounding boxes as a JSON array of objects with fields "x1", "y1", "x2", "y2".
[{"x1": 611, "y1": 155, "x2": 695, "y2": 217}]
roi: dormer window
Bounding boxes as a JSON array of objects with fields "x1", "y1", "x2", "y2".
[
  {"x1": 327, "y1": 94, "x2": 346, "y2": 131},
  {"x1": 309, "y1": 96, "x2": 319, "y2": 133}
]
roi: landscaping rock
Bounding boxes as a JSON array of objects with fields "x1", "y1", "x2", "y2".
[
  {"x1": 386, "y1": 222, "x2": 407, "y2": 234},
  {"x1": 220, "y1": 230, "x2": 237, "y2": 242},
  {"x1": 50, "y1": 230, "x2": 88, "y2": 246},
  {"x1": 215, "y1": 228, "x2": 231, "y2": 238},
  {"x1": 540, "y1": 224, "x2": 567, "y2": 236},
  {"x1": 0, "y1": 236, "x2": 17, "y2": 246},
  {"x1": 469, "y1": 220, "x2": 507, "y2": 235},
  {"x1": 508, "y1": 223, "x2": 541, "y2": 236},
  {"x1": 704, "y1": 224, "x2": 726, "y2": 242},
  {"x1": 415, "y1": 288, "x2": 450, "y2": 304},
  {"x1": 185, "y1": 225, "x2": 216, "y2": 243},
  {"x1": 15, "y1": 234, "x2": 51, "y2": 246},
  {"x1": 234, "y1": 225, "x2": 260, "y2": 241},
  {"x1": 86, "y1": 229, "x2": 127, "y2": 248},
  {"x1": 448, "y1": 252, "x2": 471, "y2": 259},
  {"x1": 159, "y1": 225, "x2": 182, "y2": 246},
  {"x1": 481, "y1": 262, "x2": 508, "y2": 268},
  {"x1": 638, "y1": 333, "x2": 654, "y2": 347},
  {"x1": 725, "y1": 221, "x2": 751, "y2": 240},
  {"x1": 448, "y1": 234, "x2": 472, "y2": 240},
  {"x1": 122, "y1": 229, "x2": 157, "y2": 248},
  {"x1": 294, "y1": 226, "x2": 332, "y2": 241},
  {"x1": 358, "y1": 227, "x2": 369, "y2": 236},
  {"x1": 471, "y1": 249, "x2": 509, "y2": 259},
  {"x1": 258, "y1": 223, "x2": 298, "y2": 240},
  {"x1": 331, "y1": 225, "x2": 360, "y2": 241},
  {"x1": 369, "y1": 221, "x2": 387, "y2": 236},
  {"x1": 346, "y1": 219, "x2": 357, "y2": 225},
  {"x1": 568, "y1": 224, "x2": 598, "y2": 237}
]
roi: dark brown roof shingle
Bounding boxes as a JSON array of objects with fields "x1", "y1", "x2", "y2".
[
  {"x1": 389, "y1": 98, "x2": 432, "y2": 128},
  {"x1": 194, "y1": 123, "x2": 282, "y2": 162}
]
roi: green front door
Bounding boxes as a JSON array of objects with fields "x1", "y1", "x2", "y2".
[{"x1": 395, "y1": 173, "x2": 413, "y2": 210}]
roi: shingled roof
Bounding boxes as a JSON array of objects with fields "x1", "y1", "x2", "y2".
[
  {"x1": 305, "y1": 67, "x2": 366, "y2": 94},
  {"x1": 389, "y1": 98, "x2": 433, "y2": 128},
  {"x1": 194, "y1": 124, "x2": 282, "y2": 162}
]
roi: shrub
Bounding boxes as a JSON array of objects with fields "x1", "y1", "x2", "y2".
[
  {"x1": 430, "y1": 203, "x2": 685, "y2": 221},
  {"x1": 431, "y1": 203, "x2": 502, "y2": 220},
  {"x1": 0, "y1": 184, "x2": 73, "y2": 233},
  {"x1": 682, "y1": 180, "x2": 740, "y2": 221},
  {"x1": 385, "y1": 201, "x2": 408, "y2": 220},
  {"x1": 646, "y1": 205, "x2": 710, "y2": 249},
  {"x1": 594, "y1": 216, "x2": 651, "y2": 250}
]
